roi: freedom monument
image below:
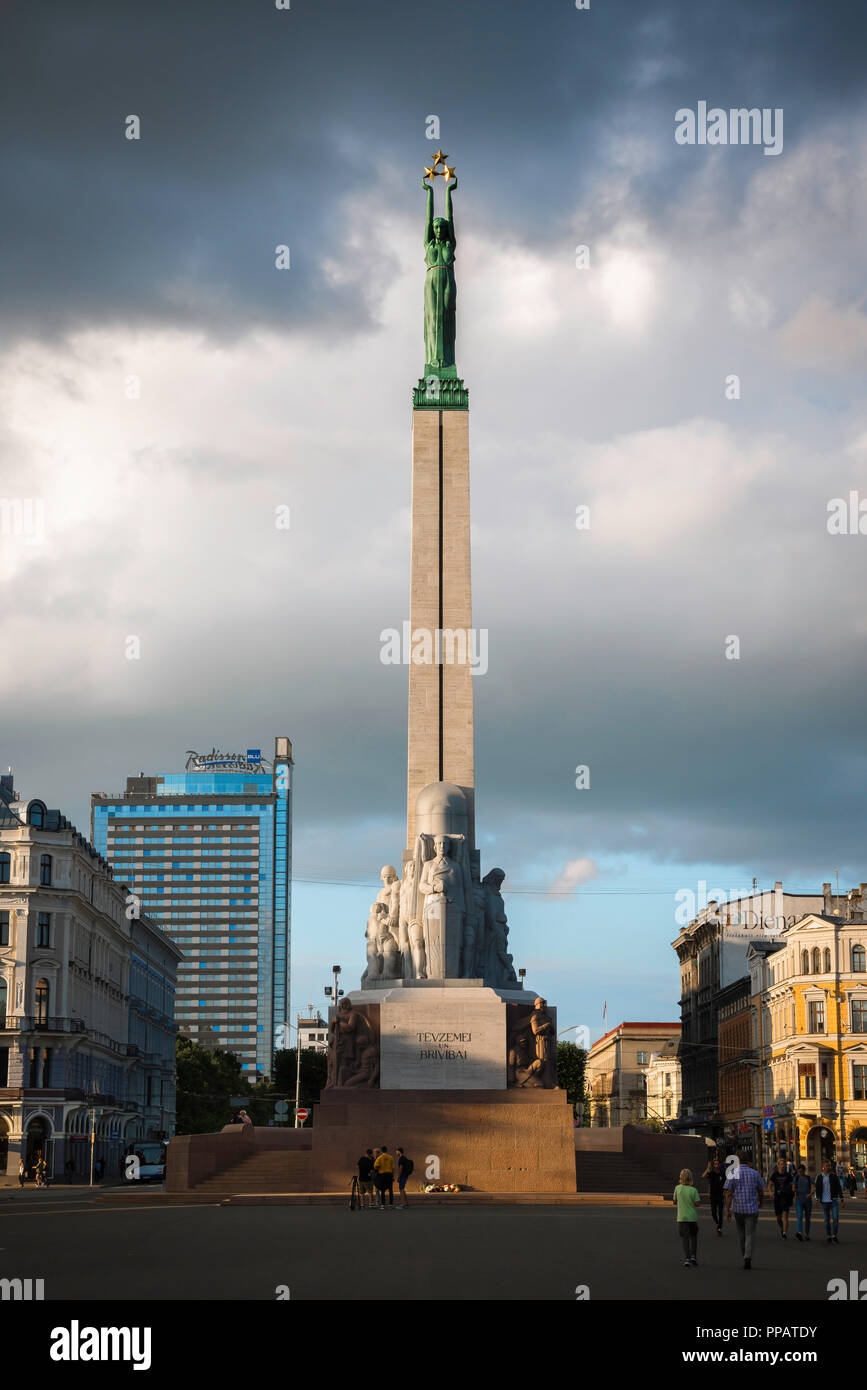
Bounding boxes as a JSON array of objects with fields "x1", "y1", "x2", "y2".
[{"x1": 314, "y1": 156, "x2": 576, "y2": 1191}]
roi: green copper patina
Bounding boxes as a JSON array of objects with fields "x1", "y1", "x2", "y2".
[
  {"x1": 413, "y1": 163, "x2": 468, "y2": 410},
  {"x1": 424, "y1": 176, "x2": 457, "y2": 372}
]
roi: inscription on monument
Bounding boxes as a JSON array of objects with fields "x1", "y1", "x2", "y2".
[
  {"x1": 417, "y1": 1030, "x2": 472, "y2": 1060},
  {"x1": 380, "y1": 989, "x2": 506, "y2": 1089}
]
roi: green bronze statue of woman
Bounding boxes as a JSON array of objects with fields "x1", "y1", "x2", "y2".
[{"x1": 422, "y1": 175, "x2": 457, "y2": 371}]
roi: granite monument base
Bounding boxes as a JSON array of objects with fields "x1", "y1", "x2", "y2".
[{"x1": 312, "y1": 1086, "x2": 577, "y2": 1193}]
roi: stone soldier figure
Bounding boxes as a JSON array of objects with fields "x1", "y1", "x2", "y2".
[
  {"x1": 328, "y1": 997, "x2": 378, "y2": 1088},
  {"x1": 418, "y1": 834, "x2": 465, "y2": 978},
  {"x1": 529, "y1": 997, "x2": 557, "y2": 1088},
  {"x1": 399, "y1": 857, "x2": 426, "y2": 979},
  {"x1": 481, "y1": 868, "x2": 518, "y2": 986}
]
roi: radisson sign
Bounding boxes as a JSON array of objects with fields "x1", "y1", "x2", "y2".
[{"x1": 184, "y1": 748, "x2": 269, "y2": 773}]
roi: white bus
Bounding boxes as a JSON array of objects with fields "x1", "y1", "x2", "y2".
[{"x1": 123, "y1": 1141, "x2": 167, "y2": 1183}]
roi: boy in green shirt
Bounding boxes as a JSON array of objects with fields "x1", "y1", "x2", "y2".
[{"x1": 673, "y1": 1168, "x2": 701, "y2": 1266}]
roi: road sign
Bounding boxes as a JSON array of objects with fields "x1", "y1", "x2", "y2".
[
  {"x1": 763, "y1": 1105, "x2": 774, "y2": 1118},
  {"x1": 295, "y1": 1107, "x2": 310, "y2": 1123},
  {"x1": 275, "y1": 1101, "x2": 289, "y2": 1117},
  {"x1": 763, "y1": 1118, "x2": 775, "y2": 1132}
]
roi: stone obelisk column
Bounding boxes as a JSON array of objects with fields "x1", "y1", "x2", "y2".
[{"x1": 406, "y1": 157, "x2": 475, "y2": 853}]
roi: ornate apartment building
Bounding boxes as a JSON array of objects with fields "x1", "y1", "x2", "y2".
[
  {"x1": 749, "y1": 887, "x2": 867, "y2": 1173},
  {"x1": 0, "y1": 773, "x2": 181, "y2": 1178}
]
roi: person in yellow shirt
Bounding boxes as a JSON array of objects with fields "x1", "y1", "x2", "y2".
[{"x1": 373, "y1": 1145, "x2": 395, "y2": 1208}]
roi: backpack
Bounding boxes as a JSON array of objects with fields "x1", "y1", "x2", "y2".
[{"x1": 402, "y1": 1157, "x2": 414, "y2": 1176}]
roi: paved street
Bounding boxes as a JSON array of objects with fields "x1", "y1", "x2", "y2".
[{"x1": 1, "y1": 1191, "x2": 865, "y2": 1300}]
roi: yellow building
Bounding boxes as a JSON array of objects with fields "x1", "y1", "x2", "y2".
[{"x1": 749, "y1": 891, "x2": 867, "y2": 1173}]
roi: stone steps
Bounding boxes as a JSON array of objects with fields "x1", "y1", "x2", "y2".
[
  {"x1": 574, "y1": 1152, "x2": 673, "y2": 1195},
  {"x1": 192, "y1": 1151, "x2": 315, "y2": 1194}
]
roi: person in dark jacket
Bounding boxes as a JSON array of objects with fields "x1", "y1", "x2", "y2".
[
  {"x1": 793, "y1": 1164, "x2": 813, "y2": 1241},
  {"x1": 702, "y1": 1156, "x2": 726, "y2": 1235},
  {"x1": 814, "y1": 1159, "x2": 843, "y2": 1242},
  {"x1": 767, "y1": 1158, "x2": 795, "y2": 1239},
  {"x1": 395, "y1": 1147, "x2": 414, "y2": 1209},
  {"x1": 357, "y1": 1149, "x2": 375, "y2": 1209}
]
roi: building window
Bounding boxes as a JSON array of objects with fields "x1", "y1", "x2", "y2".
[
  {"x1": 34, "y1": 978, "x2": 49, "y2": 1026},
  {"x1": 0, "y1": 853, "x2": 9, "y2": 885},
  {"x1": 808, "y1": 999, "x2": 825, "y2": 1033},
  {"x1": 801, "y1": 949, "x2": 809, "y2": 974},
  {"x1": 36, "y1": 914, "x2": 50, "y2": 948},
  {"x1": 851, "y1": 999, "x2": 867, "y2": 1033},
  {"x1": 39, "y1": 855, "x2": 52, "y2": 886},
  {"x1": 664, "y1": 1072, "x2": 671, "y2": 1087},
  {"x1": 853, "y1": 945, "x2": 866, "y2": 973},
  {"x1": 823, "y1": 948, "x2": 832, "y2": 973},
  {"x1": 800, "y1": 1065, "x2": 816, "y2": 1099},
  {"x1": 854, "y1": 1064, "x2": 867, "y2": 1101},
  {"x1": 637, "y1": 1051, "x2": 648, "y2": 1064},
  {"x1": 812, "y1": 947, "x2": 821, "y2": 974},
  {"x1": 665, "y1": 1098, "x2": 671, "y2": 1116},
  {"x1": 0, "y1": 912, "x2": 8, "y2": 947}
]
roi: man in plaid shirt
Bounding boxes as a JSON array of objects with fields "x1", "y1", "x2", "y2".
[{"x1": 724, "y1": 1151, "x2": 765, "y2": 1269}]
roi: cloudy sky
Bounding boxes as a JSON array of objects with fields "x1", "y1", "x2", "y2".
[{"x1": 3, "y1": 0, "x2": 866, "y2": 1041}]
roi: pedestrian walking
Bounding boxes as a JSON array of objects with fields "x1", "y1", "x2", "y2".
[
  {"x1": 702, "y1": 1156, "x2": 726, "y2": 1235},
  {"x1": 767, "y1": 1158, "x2": 795, "y2": 1239},
  {"x1": 35, "y1": 1154, "x2": 47, "y2": 1188},
  {"x1": 846, "y1": 1166, "x2": 857, "y2": 1199},
  {"x1": 724, "y1": 1151, "x2": 765, "y2": 1270},
  {"x1": 373, "y1": 1144, "x2": 395, "y2": 1208},
  {"x1": 239, "y1": 1110, "x2": 253, "y2": 1127},
  {"x1": 814, "y1": 1159, "x2": 843, "y2": 1243},
  {"x1": 64, "y1": 1158, "x2": 74, "y2": 1185},
  {"x1": 673, "y1": 1168, "x2": 701, "y2": 1266},
  {"x1": 93, "y1": 1157, "x2": 103, "y2": 1183},
  {"x1": 357, "y1": 1148, "x2": 375, "y2": 1209},
  {"x1": 395, "y1": 1147, "x2": 414, "y2": 1209},
  {"x1": 17, "y1": 1158, "x2": 25, "y2": 1189},
  {"x1": 793, "y1": 1164, "x2": 813, "y2": 1241}
]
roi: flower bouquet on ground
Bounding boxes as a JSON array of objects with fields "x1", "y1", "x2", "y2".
[{"x1": 423, "y1": 1181, "x2": 461, "y2": 1194}]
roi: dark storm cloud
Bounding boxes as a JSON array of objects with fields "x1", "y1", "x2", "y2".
[{"x1": 2, "y1": 0, "x2": 865, "y2": 341}]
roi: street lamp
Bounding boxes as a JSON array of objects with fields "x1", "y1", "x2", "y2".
[
  {"x1": 292, "y1": 1003, "x2": 316, "y2": 1127},
  {"x1": 518, "y1": 968, "x2": 526, "y2": 989}
]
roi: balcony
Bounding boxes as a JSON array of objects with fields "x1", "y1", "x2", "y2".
[{"x1": 0, "y1": 1016, "x2": 87, "y2": 1034}]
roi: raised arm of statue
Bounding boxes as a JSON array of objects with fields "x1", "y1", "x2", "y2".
[
  {"x1": 445, "y1": 177, "x2": 457, "y2": 246},
  {"x1": 422, "y1": 181, "x2": 434, "y2": 245}
]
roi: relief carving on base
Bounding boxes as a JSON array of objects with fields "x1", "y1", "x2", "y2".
[
  {"x1": 507, "y1": 998, "x2": 558, "y2": 1089},
  {"x1": 325, "y1": 998, "x2": 380, "y2": 1089}
]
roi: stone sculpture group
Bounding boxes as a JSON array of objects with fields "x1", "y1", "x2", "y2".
[{"x1": 360, "y1": 835, "x2": 519, "y2": 988}]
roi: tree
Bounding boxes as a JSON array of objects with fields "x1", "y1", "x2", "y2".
[
  {"x1": 557, "y1": 1041, "x2": 587, "y2": 1111},
  {"x1": 272, "y1": 1048, "x2": 328, "y2": 1112},
  {"x1": 175, "y1": 1035, "x2": 247, "y2": 1135}
]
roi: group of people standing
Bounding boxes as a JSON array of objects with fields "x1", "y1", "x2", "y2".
[
  {"x1": 673, "y1": 1151, "x2": 861, "y2": 1269},
  {"x1": 355, "y1": 1146, "x2": 414, "y2": 1209}
]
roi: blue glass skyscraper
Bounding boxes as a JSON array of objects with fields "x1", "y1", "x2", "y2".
[{"x1": 92, "y1": 738, "x2": 293, "y2": 1077}]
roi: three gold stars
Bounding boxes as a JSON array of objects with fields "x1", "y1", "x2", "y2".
[{"x1": 423, "y1": 150, "x2": 456, "y2": 182}]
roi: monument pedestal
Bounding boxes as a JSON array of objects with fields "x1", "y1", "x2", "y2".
[
  {"x1": 347, "y1": 981, "x2": 544, "y2": 1091},
  {"x1": 312, "y1": 1087, "x2": 577, "y2": 1193}
]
